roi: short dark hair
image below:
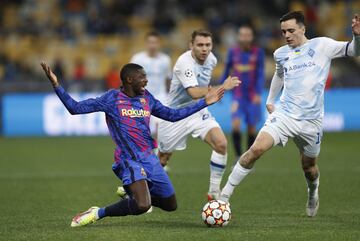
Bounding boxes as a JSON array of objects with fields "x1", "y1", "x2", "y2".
[
  {"x1": 145, "y1": 31, "x2": 160, "y2": 39},
  {"x1": 191, "y1": 29, "x2": 212, "y2": 43},
  {"x1": 120, "y1": 63, "x2": 143, "y2": 83},
  {"x1": 239, "y1": 24, "x2": 255, "y2": 33},
  {"x1": 280, "y1": 11, "x2": 305, "y2": 25}
]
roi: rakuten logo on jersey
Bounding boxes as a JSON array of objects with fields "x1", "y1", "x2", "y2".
[
  {"x1": 284, "y1": 61, "x2": 316, "y2": 73},
  {"x1": 121, "y1": 108, "x2": 150, "y2": 118}
]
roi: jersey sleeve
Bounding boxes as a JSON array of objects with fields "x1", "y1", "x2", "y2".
[
  {"x1": 321, "y1": 37, "x2": 350, "y2": 59},
  {"x1": 148, "y1": 92, "x2": 207, "y2": 122},
  {"x1": 173, "y1": 58, "x2": 198, "y2": 89},
  {"x1": 54, "y1": 85, "x2": 112, "y2": 114}
]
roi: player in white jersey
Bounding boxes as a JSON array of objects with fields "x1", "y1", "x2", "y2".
[
  {"x1": 157, "y1": 30, "x2": 241, "y2": 200},
  {"x1": 131, "y1": 31, "x2": 172, "y2": 137},
  {"x1": 220, "y1": 11, "x2": 360, "y2": 217}
]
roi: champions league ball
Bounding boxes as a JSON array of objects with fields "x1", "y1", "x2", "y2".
[{"x1": 201, "y1": 200, "x2": 231, "y2": 227}]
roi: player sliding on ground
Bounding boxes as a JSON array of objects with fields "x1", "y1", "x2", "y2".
[
  {"x1": 219, "y1": 11, "x2": 360, "y2": 217},
  {"x1": 41, "y1": 62, "x2": 225, "y2": 227}
]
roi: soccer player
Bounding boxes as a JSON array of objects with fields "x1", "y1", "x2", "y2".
[
  {"x1": 220, "y1": 24, "x2": 265, "y2": 165},
  {"x1": 220, "y1": 12, "x2": 360, "y2": 217},
  {"x1": 157, "y1": 30, "x2": 241, "y2": 200},
  {"x1": 130, "y1": 31, "x2": 172, "y2": 137},
  {"x1": 40, "y1": 61, "x2": 225, "y2": 227}
]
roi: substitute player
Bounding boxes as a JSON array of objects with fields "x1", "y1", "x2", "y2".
[
  {"x1": 220, "y1": 12, "x2": 360, "y2": 217},
  {"x1": 220, "y1": 24, "x2": 265, "y2": 165},
  {"x1": 40, "y1": 62, "x2": 225, "y2": 227},
  {"x1": 130, "y1": 31, "x2": 172, "y2": 137},
  {"x1": 158, "y1": 30, "x2": 241, "y2": 200}
]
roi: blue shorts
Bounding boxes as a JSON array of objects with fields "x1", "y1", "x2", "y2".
[
  {"x1": 112, "y1": 154, "x2": 175, "y2": 198},
  {"x1": 231, "y1": 98, "x2": 261, "y2": 126}
]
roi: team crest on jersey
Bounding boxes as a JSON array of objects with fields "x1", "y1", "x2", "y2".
[
  {"x1": 140, "y1": 168, "x2": 147, "y2": 177},
  {"x1": 308, "y1": 48, "x2": 315, "y2": 58},
  {"x1": 140, "y1": 98, "x2": 147, "y2": 105},
  {"x1": 185, "y1": 69, "x2": 193, "y2": 78}
]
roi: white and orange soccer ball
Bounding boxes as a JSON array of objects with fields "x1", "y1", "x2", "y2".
[{"x1": 201, "y1": 200, "x2": 231, "y2": 227}]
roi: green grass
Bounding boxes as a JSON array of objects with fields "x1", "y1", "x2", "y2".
[{"x1": 0, "y1": 132, "x2": 360, "y2": 241}]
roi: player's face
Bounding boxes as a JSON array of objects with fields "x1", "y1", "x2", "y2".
[
  {"x1": 146, "y1": 36, "x2": 160, "y2": 55},
  {"x1": 281, "y1": 19, "x2": 306, "y2": 48},
  {"x1": 190, "y1": 36, "x2": 213, "y2": 64},
  {"x1": 130, "y1": 69, "x2": 148, "y2": 95},
  {"x1": 238, "y1": 27, "x2": 254, "y2": 49}
]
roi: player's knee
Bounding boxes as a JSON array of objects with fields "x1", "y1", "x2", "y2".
[
  {"x1": 302, "y1": 163, "x2": 317, "y2": 174},
  {"x1": 249, "y1": 143, "x2": 265, "y2": 159},
  {"x1": 159, "y1": 152, "x2": 172, "y2": 166},
  {"x1": 136, "y1": 201, "x2": 152, "y2": 214},
  {"x1": 164, "y1": 201, "x2": 177, "y2": 212},
  {"x1": 213, "y1": 138, "x2": 227, "y2": 155}
]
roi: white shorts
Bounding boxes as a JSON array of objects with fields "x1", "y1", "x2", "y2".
[
  {"x1": 260, "y1": 111, "x2": 323, "y2": 158},
  {"x1": 149, "y1": 115, "x2": 160, "y2": 137},
  {"x1": 150, "y1": 93, "x2": 168, "y2": 138},
  {"x1": 157, "y1": 108, "x2": 220, "y2": 153}
]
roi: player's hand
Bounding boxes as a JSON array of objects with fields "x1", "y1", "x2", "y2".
[
  {"x1": 352, "y1": 14, "x2": 360, "y2": 36},
  {"x1": 252, "y1": 94, "x2": 262, "y2": 104},
  {"x1": 266, "y1": 104, "x2": 275, "y2": 114},
  {"x1": 205, "y1": 86, "x2": 225, "y2": 105},
  {"x1": 41, "y1": 61, "x2": 59, "y2": 87},
  {"x1": 223, "y1": 76, "x2": 241, "y2": 90}
]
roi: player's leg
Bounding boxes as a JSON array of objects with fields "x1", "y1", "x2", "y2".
[
  {"x1": 100, "y1": 180, "x2": 152, "y2": 217},
  {"x1": 246, "y1": 102, "x2": 262, "y2": 150},
  {"x1": 151, "y1": 195, "x2": 177, "y2": 211},
  {"x1": 294, "y1": 126, "x2": 322, "y2": 217},
  {"x1": 203, "y1": 126, "x2": 228, "y2": 199},
  {"x1": 301, "y1": 153, "x2": 320, "y2": 217},
  {"x1": 247, "y1": 125, "x2": 257, "y2": 149},
  {"x1": 71, "y1": 180, "x2": 151, "y2": 227},
  {"x1": 158, "y1": 151, "x2": 172, "y2": 167},
  {"x1": 231, "y1": 101, "x2": 242, "y2": 161},
  {"x1": 220, "y1": 131, "x2": 274, "y2": 202},
  {"x1": 147, "y1": 156, "x2": 177, "y2": 211}
]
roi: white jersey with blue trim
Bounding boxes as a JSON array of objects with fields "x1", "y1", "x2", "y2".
[
  {"x1": 274, "y1": 37, "x2": 351, "y2": 120},
  {"x1": 167, "y1": 50, "x2": 217, "y2": 108},
  {"x1": 131, "y1": 51, "x2": 172, "y2": 103}
]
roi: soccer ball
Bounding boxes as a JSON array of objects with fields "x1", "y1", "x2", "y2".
[{"x1": 201, "y1": 200, "x2": 231, "y2": 227}]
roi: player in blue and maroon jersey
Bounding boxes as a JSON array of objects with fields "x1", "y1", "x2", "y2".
[
  {"x1": 40, "y1": 61, "x2": 225, "y2": 227},
  {"x1": 220, "y1": 25, "x2": 265, "y2": 165}
]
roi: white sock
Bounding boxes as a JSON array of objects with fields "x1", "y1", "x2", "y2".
[
  {"x1": 306, "y1": 174, "x2": 320, "y2": 197},
  {"x1": 209, "y1": 151, "x2": 227, "y2": 194},
  {"x1": 220, "y1": 162, "x2": 252, "y2": 202}
]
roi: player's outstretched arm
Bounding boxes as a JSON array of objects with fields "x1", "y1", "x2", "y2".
[
  {"x1": 41, "y1": 61, "x2": 109, "y2": 115},
  {"x1": 186, "y1": 76, "x2": 240, "y2": 99},
  {"x1": 151, "y1": 87, "x2": 225, "y2": 122},
  {"x1": 222, "y1": 76, "x2": 241, "y2": 91},
  {"x1": 41, "y1": 61, "x2": 60, "y2": 88}
]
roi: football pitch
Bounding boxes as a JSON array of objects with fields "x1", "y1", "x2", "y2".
[{"x1": 0, "y1": 132, "x2": 359, "y2": 241}]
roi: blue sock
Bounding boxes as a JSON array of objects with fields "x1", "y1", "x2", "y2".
[{"x1": 98, "y1": 207, "x2": 106, "y2": 219}]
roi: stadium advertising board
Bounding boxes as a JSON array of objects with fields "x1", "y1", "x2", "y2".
[{"x1": 2, "y1": 89, "x2": 360, "y2": 136}]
